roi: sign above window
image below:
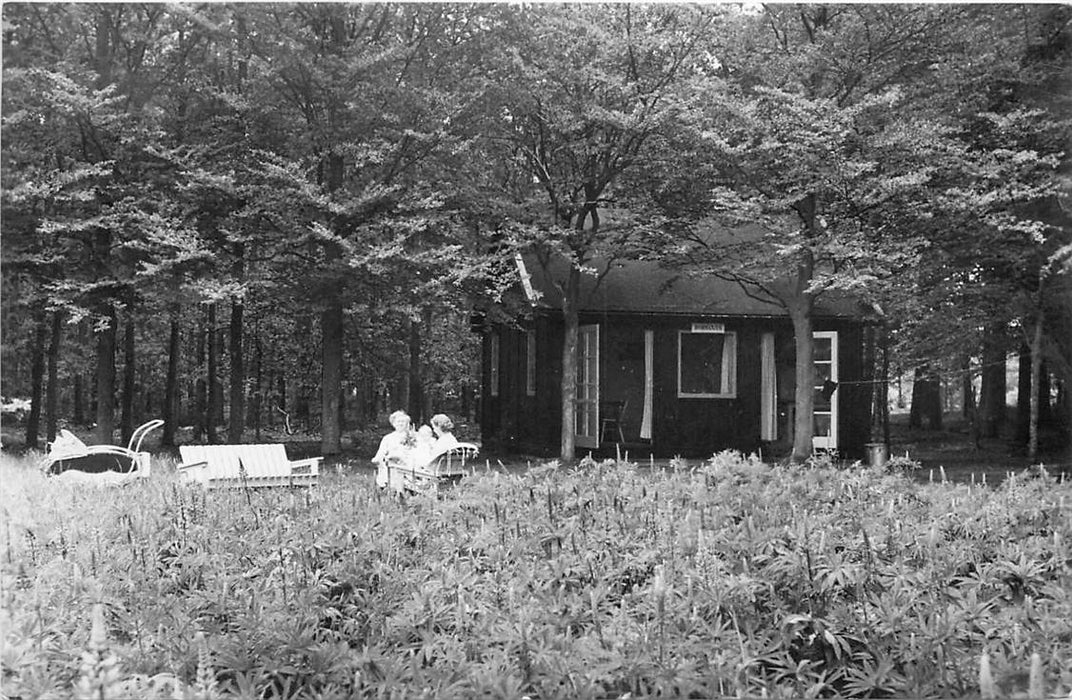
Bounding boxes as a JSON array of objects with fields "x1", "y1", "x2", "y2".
[{"x1": 690, "y1": 322, "x2": 726, "y2": 334}]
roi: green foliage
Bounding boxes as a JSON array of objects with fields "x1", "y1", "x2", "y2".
[
  {"x1": 2, "y1": 3, "x2": 1069, "y2": 451},
  {"x1": 3, "y1": 451, "x2": 1071, "y2": 698}
]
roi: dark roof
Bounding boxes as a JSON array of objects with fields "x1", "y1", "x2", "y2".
[{"x1": 519, "y1": 254, "x2": 866, "y2": 319}]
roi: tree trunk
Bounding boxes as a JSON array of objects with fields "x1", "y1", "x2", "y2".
[
  {"x1": 25, "y1": 314, "x2": 46, "y2": 449},
  {"x1": 881, "y1": 327, "x2": 891, "y2": 447},
  {"x1": 353, "y1": 369, "x2": 370, "y2": 427},
  {"x1": 74, "y1": 373, "x2": 84, "y2": 426},
  {"x1": 206, "y1": 302, "x2": 218, "y2": 444},
  {"x1": 95, "y1": 305, "x2": 117, "y2": 445},
  {"x1": 1028, "y1": 315, "x2": 1043, "y2": 460},
  {"x1": 909, "y1": 365, "x2": 943, "y2": 430},
  {"x1": 321, "y1": 297, "x2": 343, "y2": 454},
  {"x1": 788, "y1": 198, "x2": 821, "y2": 463},
  {"x1": 559, "y1": 265, "x2": 581, "y2": 463},
  {"x1": 279, "y1": 374, "x2": 290, "y2": 427},
  {"x1": 1038, "y1": 362, "x2": 1052, "y2": 425},
  {"x1": 788, "y1": 299, "x2": 815, "y2": 463},
  {"x1": 193, "y1": 312, "x2": 206, "y2": 441},
  {"x1": 407, "y1": 315, "x2": 423, "y2": 425},
  {"x1": 421, "y1": 307, "x2": 434, "y2": 420},
  {"x1": 461, "y1": 383, "x2": 472, "y2": 424},
  {"x1": 1016, "y1": 342, "x2": 1032, "y2": 444},
  {"x1": 318, "y1": 141, "x2": 345, "y2": 452},
  {"x1": 120, "y1": 310, "x2": 135, "y2": 446},
  {"x1": 161, "y1": 309, "x2": 180, "y2": 447},
  {"x1": 228, "y1": 299, "x2": 245, "y2": 443},
  {"x1": 45, "y1": 310, "x2": 62, "y2": 443},
  {"x1": 962, "y1": 354, "x2": 976, "y2": 419},
  {"x1": 962, "y1": 354, "x2": 980, "y2": 447},
  {"x1": 252, "y1": 336, "x2": 263, "y2": 440},
  {"x1": 394, "y1": 365, "x2": 409, "y2": 415},
  {"x1": 979, "y1": 321, "x2": 1006, "y2": 438}
]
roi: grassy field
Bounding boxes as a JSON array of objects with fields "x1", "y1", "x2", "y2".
[{"x1": 2, "y1": 449, "x2": 1071, "y2": 699}]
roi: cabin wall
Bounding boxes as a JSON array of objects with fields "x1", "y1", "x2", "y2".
[
  {"x1": 482, "y1": 314, "x2": 872, "y2": 460},
  {"x1": 524, "y1": 316, "x2": 563, "y2": 450},
  {"x1": 479, "y1": 328, "x2": 499, "y2": 439},
  {"x1": 648, "y1": 319, "x2": 765, "y2": 457},
  {"x1": 481, "y1": 319, "x2": 562, "y2": 454}
]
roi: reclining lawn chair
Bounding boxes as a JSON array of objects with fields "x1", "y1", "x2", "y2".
[
  {"x1": 383, "y1": 443, "x2": 479, "y2": 496},
  {"x1": 43, "y1": 419, "x2": 163, "y2": 480}
]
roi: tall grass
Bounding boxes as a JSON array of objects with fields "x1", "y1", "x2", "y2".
[{"x1": 2, "y1": 450, "x2": 1070, "y2": 698}]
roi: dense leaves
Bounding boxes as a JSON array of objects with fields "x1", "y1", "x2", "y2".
[{"x1": 1, "y1": 3, "x2": 1070, "y2": 457}]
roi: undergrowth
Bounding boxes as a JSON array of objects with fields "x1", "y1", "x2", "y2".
[{"x1": 1, "y1": 450, "x2": 1070, "y2": 699}]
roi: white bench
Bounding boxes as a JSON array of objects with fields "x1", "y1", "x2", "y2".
[
  {"x1": 178, "y1": 444, "x2": 321, "y2": 488},
  {"x1": 382, "y1": 443, "x2": 479, "y2": 495}
]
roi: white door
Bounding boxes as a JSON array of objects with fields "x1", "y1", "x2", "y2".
[
  {"x1": 575, "y1": 324, "x2": 600, "y2": 449},
  {"x1": 812, "y1": 331, "x2": 839, "y2": 450}
]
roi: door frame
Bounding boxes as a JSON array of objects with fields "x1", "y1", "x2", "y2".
[
  {"x1": 575, "y1": 324, "x2": 600, "y2": 449},
  {"x1": 812, "y1": 330, "x2": 839, "y2": 450}
]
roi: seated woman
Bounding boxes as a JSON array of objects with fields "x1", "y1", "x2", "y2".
[
  {"x1": 372, "y1": 410, "x2": 415, "y2": 487},
  {"x1": 429, "y1": 413, "x2": 460, "y2": 454},
  {"x1": 411, "y1": 424, "x2": 437, "y2": 465}
]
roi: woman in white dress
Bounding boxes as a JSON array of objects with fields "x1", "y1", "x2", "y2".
[{"x1": 372, "y1": 410, "x2": 414, "y2": 487}]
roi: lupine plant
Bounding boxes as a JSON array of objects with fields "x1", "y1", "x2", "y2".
[{"x1": 2, "y1": 451, "x2": 1070, "y2": 699}]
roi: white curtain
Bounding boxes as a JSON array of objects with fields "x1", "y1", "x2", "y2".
[
  {"x1": 761, "y1": 332, "x2": 776, "y2": 441},
  {"x1": 640, "y1": 330, "x2": 654, "y2": 440}
]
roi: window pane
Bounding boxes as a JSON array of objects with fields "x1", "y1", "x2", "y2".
[
  {"x1": 680, "y1": 332, "x2": 734, "y2": 395},
  {"x1": 814, "y1": 338, "x2": 832, "y2": 361}
]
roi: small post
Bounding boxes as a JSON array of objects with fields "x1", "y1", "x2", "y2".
[
  {"x1": 979, "y1": 652, "x2": 997, "y2": 699},
  {"x1": 1028, "y1": 652, "x2": 1044, "y2": 699}
]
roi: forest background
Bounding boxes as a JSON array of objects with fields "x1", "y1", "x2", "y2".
[{"x1": 2, "y1": 3, "x2": 1070, "y2": 462}]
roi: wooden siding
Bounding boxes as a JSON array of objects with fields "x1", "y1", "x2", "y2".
[{"x1": 482, "y1": 313, "x2": 873, "y2": 459}]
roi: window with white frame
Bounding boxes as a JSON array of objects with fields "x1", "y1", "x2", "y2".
[
  {"x1": 525, "y1": 330, "x2": 536, "y2": 396},
  {"x1": 678, "y1": 330, "x2": 737, "y2": 398},
  {"x1": 489, "y1": 333, "x2": 500, "y2": 397}
]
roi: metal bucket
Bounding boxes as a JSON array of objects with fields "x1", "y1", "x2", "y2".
[{"x1": 866, "y1": 442, "x2": 889, "y2": 468}]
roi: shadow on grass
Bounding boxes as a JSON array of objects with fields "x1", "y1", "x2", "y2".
[{"x1": 889, "y1": 413, "x2": 1071, "y2": 485}]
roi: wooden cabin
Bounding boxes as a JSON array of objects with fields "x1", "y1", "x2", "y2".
[{"x1": 479, "y1": 254, "x2": 876, "y2": 460}]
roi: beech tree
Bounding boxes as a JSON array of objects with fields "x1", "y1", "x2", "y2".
[
  {"x1": 888, "y1": 5, "x2": 1071, "y2": 451},
  {"x1": 2, "y1": 4, "x2": 200, "y2": 444},
  {"x1": 648, "y1": 6, "x2": 966, "y2": 461},
  {"x1": 640, "y1": 5, "x2": 1070, "y2": 462},
  {"x1": 231, "y1": 4, "x2": 494, "y2": 451},
  {"x1": 483, "y1": 4, "x2": 719, "y2": 461}
]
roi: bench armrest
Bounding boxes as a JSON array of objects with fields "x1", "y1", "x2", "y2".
[{"x1": 290, "y1": 457, "x2": 321, "y2": 475}]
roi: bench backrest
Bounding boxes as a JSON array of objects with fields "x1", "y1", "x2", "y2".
[
  {"x1": 179, "y1": 444, "x2": 293, "y2": 481},
  {"x1": 426, "y1": 443, "x2": 479, "y2": 476}
]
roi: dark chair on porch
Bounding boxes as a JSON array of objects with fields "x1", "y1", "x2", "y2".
[{"x1": 600, "y1": 400, "x2": 627, "y2": 443}]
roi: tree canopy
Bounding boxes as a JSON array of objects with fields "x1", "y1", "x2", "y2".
[{"x1": 2, "y1": 3, "x2": 1069, "y2": 458}]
